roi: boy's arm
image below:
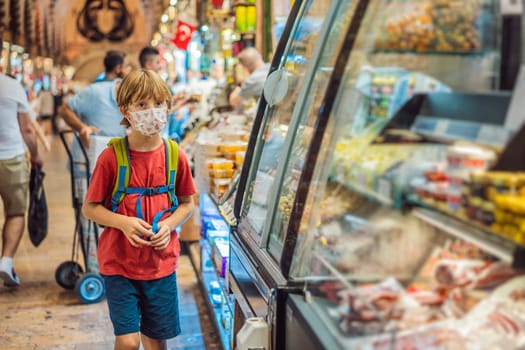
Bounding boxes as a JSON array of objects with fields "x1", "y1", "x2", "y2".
[
  {"x1": 163, "y1": 195, "x2": 195, "y2": 229},
  {"x1": 82, "y1": 201, "x2": 154, "y2": 247},
  {"x1": 151, "y1": 195, "x2": 195, "y2": 250},
  {"x1": 18, "y1": 112, "x2": 43, "y2": 167}
]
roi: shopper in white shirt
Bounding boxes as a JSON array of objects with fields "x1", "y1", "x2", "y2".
[{"x1": 0, "y1": 60, "x2": 44, "y2": 287}]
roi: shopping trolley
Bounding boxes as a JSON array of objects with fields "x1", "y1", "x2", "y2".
[{"x1": 55, "y1": 130, "x2": 105, "y2": 304}]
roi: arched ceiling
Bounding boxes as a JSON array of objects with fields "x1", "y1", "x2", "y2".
[
  {"x1": 52, "y1": 0, "x2": 168, "y2": 64},
  {"x1": 2, "y1": 0, "x2": 171, "y2": 79}
]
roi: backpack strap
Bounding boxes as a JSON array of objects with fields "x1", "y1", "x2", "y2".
[
  {"x1": 107, "y1": 137, "x2": 180, "y2": 234},
  {"x1": 108, "y1": 137, "x2": 131, "y2": 213},
  {"x1": 150, "y1": 138, "x2": 179, "y2": 233},
  {"x1": 165, "y1": 138, "x2": 179, "y2": 207}
]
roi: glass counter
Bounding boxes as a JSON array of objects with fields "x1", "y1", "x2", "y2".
[
  {"x1": 279, "y1": 0, "x2": 525, "y2": 348},
  {"x1": 238, "y1": 0, "x2": 354, "y2": 254}
]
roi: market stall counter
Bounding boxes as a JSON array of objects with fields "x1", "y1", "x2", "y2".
[{"x1": 229, "y1": 0, "x2": 525, "y2": 349}]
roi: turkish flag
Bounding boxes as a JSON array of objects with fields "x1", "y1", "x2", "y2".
[
  {"x1": 211, "y1": 0, "x2": 224, "y2": 7},
  {"x1": 172, "y1": 20, "x2": 196, "y2": 50}
]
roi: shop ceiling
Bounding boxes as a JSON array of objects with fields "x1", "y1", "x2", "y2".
[{"x1": 0, "y1": 0, "x2": 170, "y2": 65}]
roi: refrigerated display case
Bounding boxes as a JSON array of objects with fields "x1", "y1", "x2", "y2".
[
  {"x1": 231, "y1": 0, "x2": 525, "y2": 349},
  {"x1": 230, "y1": 0, "x2": 356, "y2": 332}
]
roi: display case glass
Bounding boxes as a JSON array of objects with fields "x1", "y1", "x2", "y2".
[
  {"x1": 263, "y1": 1, "x2": 357, "y2": 260},
  {"x1": 277, "y1": 0, "x2": 525, "y2": 348},
  {"x1": 239, "y1": 0, "x2": 352, "y2": 244}
]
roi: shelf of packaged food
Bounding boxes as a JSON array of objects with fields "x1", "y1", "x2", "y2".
[
  {"x1": 411, "y1": 207, "x2": 517, "y2": 264},
  {"x1": 201, "y1": 239, "x2": 231, "y2": 298},
  {"x1": 409, "y1": 191, "x2": 525, "y2": 247},
  {"x1": 201, "y1": 269, "x2": 234, "y2": 350},
  {"x1": 196, "y1": 234, "x2": 233, "y2": 350}
]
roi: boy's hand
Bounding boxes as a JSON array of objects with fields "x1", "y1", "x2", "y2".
[
  {"x1": 150, "y1": 223, "x2": 171, "y2": 250},
  {"x1": 119, "y1": 216, "x2": 154, "y2": 247}
]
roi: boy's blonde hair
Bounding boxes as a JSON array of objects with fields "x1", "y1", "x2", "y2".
[{"x1": 116, "y1": 69, "x2": 172, "y2": 127}]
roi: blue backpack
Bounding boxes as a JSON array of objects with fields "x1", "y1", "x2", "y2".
[{"x1": 108, "y1": 137, "x2": 179, "y2": 233}]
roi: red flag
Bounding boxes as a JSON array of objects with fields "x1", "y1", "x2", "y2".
[
  {"x1": 172, "y1": 20, "x2": 196, "y2": 50},
  {"x1": 211, "y1": 0, "x2": 224, "y2": 7}
]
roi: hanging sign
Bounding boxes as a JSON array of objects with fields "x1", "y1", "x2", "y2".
[{"x1": 171, "y1": 20, "x2": 196, "y2": 50}]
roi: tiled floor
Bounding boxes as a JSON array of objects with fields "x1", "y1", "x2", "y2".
[{"x1": 0, "y1": 134, "x2": 220, "y2": 350}]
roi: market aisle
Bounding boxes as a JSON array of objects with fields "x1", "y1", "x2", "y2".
[{"x1": 0, "y1": 134, "x2": 219, "y2": 350}]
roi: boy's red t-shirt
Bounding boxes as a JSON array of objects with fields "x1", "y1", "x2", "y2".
[{"x1": 85, "y1": 141, "x2": 197, "y2": 280}]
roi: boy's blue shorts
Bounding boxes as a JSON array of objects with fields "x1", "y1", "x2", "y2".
[{"x1": 102, "y1": 272, "x2": 181, "y2": 339}]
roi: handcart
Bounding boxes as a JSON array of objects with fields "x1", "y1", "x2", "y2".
[{"x1": 55, "y1": 130, "x2": 105, "y2": 304}]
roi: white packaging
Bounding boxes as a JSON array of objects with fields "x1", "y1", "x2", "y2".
[{"x1": 236, "y1": 317, "x2": 270, "y2": 350}]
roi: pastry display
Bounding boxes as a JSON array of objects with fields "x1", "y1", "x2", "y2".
[{"x1": 191, "y1": 113, "x2": 251, "y2": 200}]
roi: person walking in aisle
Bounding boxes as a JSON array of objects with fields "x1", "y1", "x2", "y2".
[
  {"x1": 229, "y1": 47, "x2": 270, "y2": 110},
  {"x1": 62, "y1": 50, "x2": 132, "y2": 148},
  {"x1": 37, "y1": 87, "x2": 55, "y2": 134},
  {"x1": 139, "y1": 46, "x2": 163, "y2": 74},
  {"x1": 0, "y1": 50, "x2": 44, "y2": 287},
  {"x1": 61, "y1": 50, "x2": 133, "y2": 276},
  {"x1": 138, "y1": 46, "x2": 191, "y2": 141},
  {"x1": 82, "y1": 69, "x2": 196, "y2": 350}
]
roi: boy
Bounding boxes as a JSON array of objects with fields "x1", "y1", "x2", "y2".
[{"x1": 82, "y1": 69, "x2": 196, "y2": 350}]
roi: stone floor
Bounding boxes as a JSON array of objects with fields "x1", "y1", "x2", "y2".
[{"x1": 0, "y1": 134, "x2": 220, "y2": 350}]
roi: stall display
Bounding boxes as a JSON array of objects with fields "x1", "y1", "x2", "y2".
[
  {"x1": 189, "y1": 111, "x2": 251, "y2": 203},
  {"x1": 181, "y1": 106, "x2": 255, "y2": 350},
  {"x1": 195, "y1": 194, "x2": 234, "y2": 350},
  {"x1": 230, "y1": 0, "x2": 525, "y2": 349},
  {"x1": 373, "y1": 0, "x2": 482, "y2": 53}
]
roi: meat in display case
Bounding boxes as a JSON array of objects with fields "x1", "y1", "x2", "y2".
[{"x1": 230, "y1": 0, "x2": 525, "y2": 349}]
